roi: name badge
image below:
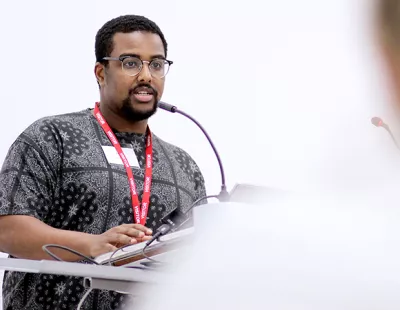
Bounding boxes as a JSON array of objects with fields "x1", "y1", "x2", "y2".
[{"x1": 101, "y1": 146, "x2": 140, "y2": 168}]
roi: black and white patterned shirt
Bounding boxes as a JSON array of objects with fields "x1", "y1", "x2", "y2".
[{"x1": 0, "y1": 108, "x2": 206, "y2": 310}]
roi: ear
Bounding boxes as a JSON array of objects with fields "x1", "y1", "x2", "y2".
[{"x1": 94, "y1": 62, "x2": 106, "y2": 87}]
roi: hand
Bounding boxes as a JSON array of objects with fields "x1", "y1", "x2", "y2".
[{"x1": 87, "y1": 224, "x2": 153, "y2": 257}]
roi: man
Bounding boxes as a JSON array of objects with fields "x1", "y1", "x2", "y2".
[
  {"x1": 0, "y1": 14, "x2": 206, "y2": 309},
  {"x1": 376, "y1": 0, "x2": 400, "y2": 114}
]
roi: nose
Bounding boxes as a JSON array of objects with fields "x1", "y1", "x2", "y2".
[{"x1": 138, "y1": 61, "x2": 152, "y2": 83}]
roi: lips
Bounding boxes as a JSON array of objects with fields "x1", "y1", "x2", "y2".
[{"x1": 132, "y1": 86, "x2": 154, "y2": 103}]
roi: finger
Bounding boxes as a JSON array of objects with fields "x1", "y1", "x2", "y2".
[
  {"x1": 107, "y1": 233, "x2": 133, "y2": 246},
  {"x1": 116, "y1": 227, "x2": 153, "y2": 239},
  {"x1": 113, "y1": 238, "x2": 138, "y2": 248},
  {"x1": 135, "y1": 235, "x2": 153, "y2": 243},
  {"x1": 114, "y1": 226, "x2": 144, "y2": 238},
  {"x1": 130, "y1": 224, "x2": 153, "y2": 235},
  {"x1": 119, "y1": 224, "x2": 153, "y2": 235},
  {"x1": 129, "y1": 238, "x2": 138, "y2": 245}
]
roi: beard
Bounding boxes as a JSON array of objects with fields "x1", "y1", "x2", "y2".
[{"x1": 119, "y1": 88, "x2": 159, "y2": 122}]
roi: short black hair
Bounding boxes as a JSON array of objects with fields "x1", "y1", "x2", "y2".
[{"x1": 95, "y1": 15, "x2": 168, "y2": 63}]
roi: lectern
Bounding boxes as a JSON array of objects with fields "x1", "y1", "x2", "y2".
[{"x1": 0, "y1": 200, "x2": 268, "y2": 299}]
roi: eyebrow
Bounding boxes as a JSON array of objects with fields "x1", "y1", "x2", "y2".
[{"x1": 119, "y1": 53, "x2": 166, "y2": 60}]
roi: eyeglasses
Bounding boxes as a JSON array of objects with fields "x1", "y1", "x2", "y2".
[{"x1": 102, "y1": 55, "x2": 173, "y2": 79}]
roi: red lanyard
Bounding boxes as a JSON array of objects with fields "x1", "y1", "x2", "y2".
[{"x1": 93, "y1": 102, "x2": 153, "y2": 225}]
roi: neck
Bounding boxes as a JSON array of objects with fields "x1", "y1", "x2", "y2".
[{"x1": 97, "y1": 101, "x2": 148, "y2": 134}]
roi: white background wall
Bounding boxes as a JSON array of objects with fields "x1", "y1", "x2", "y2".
[{"x1": 1, "y1": 0, "x2": 400, "y2": 307}]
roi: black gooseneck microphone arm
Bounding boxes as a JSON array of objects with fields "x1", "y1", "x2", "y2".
[
  {"x1": 371, "y1": 116, "x2": 400, "y2": 149},
  {"x1": 142, "y1": 101, "x2": 230, "y2": 257},
  {"x1": 157, "y1": 101, "x2": 229, "y2": 202}
]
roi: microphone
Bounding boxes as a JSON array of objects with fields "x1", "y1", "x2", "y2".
[
  {"x1": 158, "y1": 101, "x2": 229, "y2": 201},
  {"x1": 371, "y1": 117, "x2": 400, "y2": 149},
  {"x1": 144, "y1": 100, "x2": 231, "y2": 259},
  {"x1": 147, "y1": 101, "x2": 229, "y2": 239}
]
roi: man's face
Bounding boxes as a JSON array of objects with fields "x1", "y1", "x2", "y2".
[{"x1": 96, "y1": 31, "x2": 166, "y2": 122}]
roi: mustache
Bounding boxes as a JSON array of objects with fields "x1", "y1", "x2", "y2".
[{"x1": 129, "y1": 83, "x2": 158, "y2": 96}]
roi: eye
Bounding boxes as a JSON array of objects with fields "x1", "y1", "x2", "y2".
[
  {"x1": 150, "y1": 59, "x2": 165, "y2": 71},
  {"x1": 122, "y1": 57, "x2": 141, "y2": 69}
]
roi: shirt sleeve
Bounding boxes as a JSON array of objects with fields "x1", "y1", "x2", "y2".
[
  {"x1": 192, "y1": 160, "x2": 207, "y2": 205},
  {"x1": 0, "y1": 135, "x2": 56, "y2": 221}
]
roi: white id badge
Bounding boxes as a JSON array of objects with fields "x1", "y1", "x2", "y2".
[{"x1": 101, "y1": 146, "x2": 140, "y2": 167}]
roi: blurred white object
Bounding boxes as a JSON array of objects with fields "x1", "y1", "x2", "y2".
[{"x1": 136, "y1": 192, "x2": 400, "y2": 310}]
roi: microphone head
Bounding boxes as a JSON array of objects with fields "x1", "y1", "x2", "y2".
[
  {"x1": 371, "y1": 117, "x2": 384, "y2": 127},
  {"x1": 158, "y1": 101, "x2": 177, "y2": 113},
  {"x1": 371, "y1": 116, "x2": 399, "y2": 149}
]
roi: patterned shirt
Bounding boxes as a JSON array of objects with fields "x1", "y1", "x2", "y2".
[{"x1": 0, "y1": 108, "x2": 206, "y2": 310}]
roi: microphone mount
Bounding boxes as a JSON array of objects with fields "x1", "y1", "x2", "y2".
[{"x1": 157, "y1": 101, "x2": 229, "y2": 202}]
